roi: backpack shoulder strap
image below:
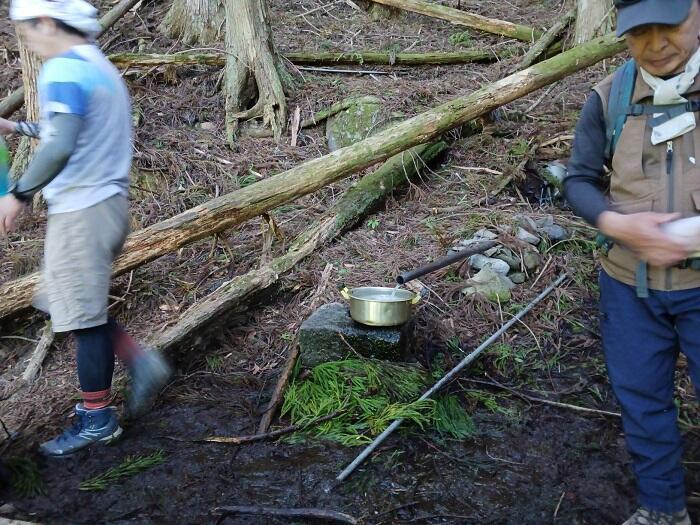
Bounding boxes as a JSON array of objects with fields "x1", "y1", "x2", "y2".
[{"x1": 605, "y1": 59, "x2": 637, "y2": 162}]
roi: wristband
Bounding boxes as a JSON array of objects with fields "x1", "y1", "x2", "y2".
[{"x1": 8, "y1": 183, "x2": 31, "y2": 203}]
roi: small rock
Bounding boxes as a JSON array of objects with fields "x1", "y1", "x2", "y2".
[
  {"x1": 484, "y1": 246, "x2": 499, "y2": 257},
  {"x1": 198, "y1": 122, "x2": 216, "y2": 131},
  {"x1": 509, "y1": 272, "x2": 527, "y2": 284},
  {"x1": 462, "y1": 266, "x2": 515, "y2": 303},
  {"x1": 516, "y1": 227, "x2": 540, "y2": 245},
  {"x1": 540, "y1": 224, "x2": 570, "y2": 242},
  {"x1": 493, "y1": 249, "x2": 520, "y2": 271},
  {"x1": 0, "y1": 503, "x2": 15, "y2": 515},
  {"x1": 472, "y1": 228, "x2": 498, "y2": 240},
  {"x1": 535, "y1": 215, "x2": 555, "y2": 229},
  {"x1": 326, "y1": 96, "x2": 383, "y2": 151},
  {"x1": 469, "y1": 254, "x2": 510, "y2": 275},
  {"x1": 514, "y1": 214, "x2": 538, "y2": 233},
  {"x1": 299, "y1": 302, "x2": 413, "y2": 367},
  {"x1": 522, "y1": 251, "x2": 540, "y2": 271}
]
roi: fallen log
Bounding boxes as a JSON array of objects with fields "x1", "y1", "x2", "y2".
[
  {"x1": 148, "y1": 142, "x2": 448, "y2": 352},
  {"x1": 0, "y1": 33, "x2": 626, "y2": 322},
  {"x1": 109, "y1": 49, "x2": 514, "y2": 68},
  {"x1": 0, "y1": 0, "x2": 141, "y2": 119},
  {"x1": 369, "y1": 0, "x2": 540, "y2": 42},
  {"x1": 516, "y1": 8, "x2": 575, "y2": 71}
]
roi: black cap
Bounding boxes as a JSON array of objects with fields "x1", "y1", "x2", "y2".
[{"x1": 615, "y1": 0, "x2": 693, "y2": 36}]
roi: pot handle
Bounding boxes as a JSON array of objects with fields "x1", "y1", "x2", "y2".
[{"x1": 339, "y1": 286, "x2": 351, "y2": 300}]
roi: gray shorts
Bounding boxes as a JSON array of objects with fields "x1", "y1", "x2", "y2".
[{"x1": 34, "y1": 193, "x2": 130, "y2": 333}]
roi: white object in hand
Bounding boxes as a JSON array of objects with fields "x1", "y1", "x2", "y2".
[{"x1": 661, "y1": 216, "x2": 700, "y2": 257}]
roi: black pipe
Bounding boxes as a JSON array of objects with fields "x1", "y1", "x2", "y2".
[{"x1": 396, "y1": 240, "x2": 497, "y2": 285}]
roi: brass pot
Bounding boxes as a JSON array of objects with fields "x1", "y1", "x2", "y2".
[{"x1": 339, "y1": 286, "x2": 420, "y2": 327}]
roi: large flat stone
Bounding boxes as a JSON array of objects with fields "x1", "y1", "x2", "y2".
[{"x1": 299, "y1": 302, "x2": 413, "y2": 367}]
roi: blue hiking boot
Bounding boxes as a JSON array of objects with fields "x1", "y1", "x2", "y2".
[
  {"x1": 39, "y1": 404, "x2": 122, "y2": 457},
  {"x1": 127, "y1": 350, "x2": 172, "y2": 418}
]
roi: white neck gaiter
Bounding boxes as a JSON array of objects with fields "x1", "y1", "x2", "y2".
[{"x1": 640, "y1": 45, "x2": 700, "y2": 144}]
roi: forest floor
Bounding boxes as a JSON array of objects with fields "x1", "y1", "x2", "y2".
[{"x1": 0, "y1": 0, "x2": 698, "y2": 524}]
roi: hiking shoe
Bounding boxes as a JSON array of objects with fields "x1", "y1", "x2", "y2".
[
  {"x1": 623, "y1": 507, "x2": 692, "y2": 525},
  {"x1": 127, "y1": 350, "x2": 172, "y2": 418},
  {"x1": 39, "y1": 404, "x2": 122, "y2": 457}
]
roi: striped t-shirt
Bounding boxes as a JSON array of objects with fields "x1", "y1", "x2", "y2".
[{"x1": 38, "y1": 44, "x2": 132, "y2": 214}]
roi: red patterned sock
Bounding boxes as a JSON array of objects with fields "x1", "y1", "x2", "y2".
[
  {"x1": 109, "y1": 318, "x2": 145, "y2": 367},
  {"x1": 82, "y1": 388, "x2": 112, "y2": 410}
]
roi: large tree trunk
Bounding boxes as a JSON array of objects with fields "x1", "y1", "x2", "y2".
[
  {"x1": 160, "y1": 0, "x2": 224, "y2": 45},
  {"x1": 224, "y1": 0, "x2": 287, "y2": 142},
  {"x1": 0, "y1": 33, "x2": 626, "y2": 322},
  {"x1": 11, "y1": 32, "x2": 41, "y2": 177},
  {"x1": 575, "y1": 0, "x2": 614, "y2": 44}
]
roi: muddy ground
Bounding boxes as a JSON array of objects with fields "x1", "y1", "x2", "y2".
[{"x1": 0, "y1": 0, "x2": 698, "y2": 524}]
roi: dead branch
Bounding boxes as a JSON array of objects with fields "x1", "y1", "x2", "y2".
[
  {"x1": 368, "y1": 0, "x2": 539, "y2": 41},
  {"x1": 206, "y1": 410, "x2": 343, "y2": 444},
  {"x1": 108, "y1": 49, "x2": 513, "y2": 69},
  {"x1": 515, "y1": 8, "x2": 575, "y2": 71},
  {"x1": 21, "y1": 322, "x2": 53, "y2": 385},
  {"x1": 213, "y1": 505, "x2": 358, "y2": 525}
]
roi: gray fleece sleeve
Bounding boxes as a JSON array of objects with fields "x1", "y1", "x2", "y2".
[{"x1": 12, "y1": 113, "x2": 83, "y2": 202}]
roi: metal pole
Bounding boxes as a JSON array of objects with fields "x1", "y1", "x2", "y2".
[
  {"x1": 395, "y1": 241, "x2": 496, "y2": 285},
  {"x1": 334, "y1": 273, "x2": 568, "y2": 484}
]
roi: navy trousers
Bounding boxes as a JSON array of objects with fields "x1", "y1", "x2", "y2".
[{"x1": 599, "y1": 270, "x2": 700, "y2": 512}]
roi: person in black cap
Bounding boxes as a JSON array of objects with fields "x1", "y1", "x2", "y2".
[{"x1": 565, "y1": 0, "x2": 700, "y2": 524}]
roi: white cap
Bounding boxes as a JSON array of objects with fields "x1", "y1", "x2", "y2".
[{"x1": 10, "y1": 0, "x2": 101, "y2": 38}]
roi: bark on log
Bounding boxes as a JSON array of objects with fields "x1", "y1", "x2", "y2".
[
  {"x1": 148, "y1": 142, "x2": 447, "y2": 352},
  {"x1": 516, "y1": 9, "x2": 575, "y2": 71},
  {"x1": 0, "y1": 0, "x2": 141, "y2": 119},
  {"x1": 368, "y1": 0, "x2": 540, "y2": 42},
  {"x1": 0, "y1": 34, "x2": 626, "y2": 322},
  {"x1": 110, "y1": 49, "x2": 512, "y2": 68},
  {"x1": 0, "y1": 89, "x2": 25, "y2": 120}
]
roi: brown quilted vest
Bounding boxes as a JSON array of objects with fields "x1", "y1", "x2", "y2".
[{"x1": 594, "y1": 69, "x2": 700, "y2": 291}]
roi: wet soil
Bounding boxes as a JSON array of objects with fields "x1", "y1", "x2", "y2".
[{"x1": 0, "y1": 0, "x2": 698, "y2": 524}]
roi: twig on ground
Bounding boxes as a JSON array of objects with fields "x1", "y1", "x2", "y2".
[
  {"x1": 257, "y1": 332, "x2": 301, "y2": 434},
  {"x1": 553, "y1": 491, "x2": 566, "y2": 519},
  {"x1": 525, "y1": 82, "x2": 558, "y2": 114},
  {"x1": 21, "y1": 322, "x2": 53, "y2": 385},
  {"x1": 211, "y1": 411, "x2": 344, "y2": 445},
  {"x1": 464, "y1": 377, "x2": 621, "y2": 417},
  {"x1": 213, "y1": 505, "x2": 358, "y2": 524}
]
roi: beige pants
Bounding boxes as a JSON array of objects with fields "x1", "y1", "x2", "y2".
[{"x1": 34, "y1": 194, "x2": 129, "y2": 333}]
